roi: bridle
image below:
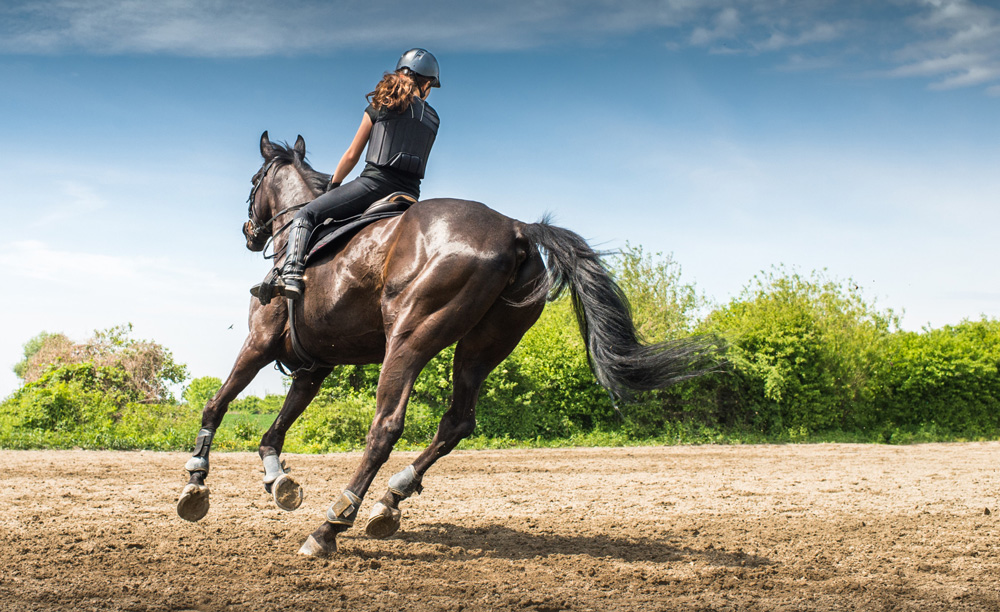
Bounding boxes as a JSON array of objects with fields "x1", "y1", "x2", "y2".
[{"x1": 244, "y1": 158, "x2": 306, "y2": 260}]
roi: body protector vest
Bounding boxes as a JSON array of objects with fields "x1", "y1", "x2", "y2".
[{"x1": 365, "y1": 97, "x2": 439, "y2": 179}]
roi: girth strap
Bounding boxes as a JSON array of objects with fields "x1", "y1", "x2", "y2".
[{"x1": 281, "y1": 297, "x2": 336, "y2": 378}]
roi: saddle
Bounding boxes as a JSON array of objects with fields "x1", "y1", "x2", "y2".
[{"x1": 305, "y1": 191, "x2": 416, "y2": 265}]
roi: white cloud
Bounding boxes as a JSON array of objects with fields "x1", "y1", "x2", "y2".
[
  {"x1": 754, "y1": 21, "x2": 847, "y2": 51},
  {"x1": 690, "y1": 8, "x2": 741, "y2": 46},
  {"x1": 3, "y1": 2, "x2": 1000, "y2": 90},
  {"x1": 887, "y1": 0, "x2": 1000, "y2": 91},
  {"x1": 31, "y1": 180, "x2": 108, "y2": 227},
  {"x1": 0, "y1": 0, "x2": 701, "y2": 56},
  {"x1": 0, "y1": 240, "x2": 244, "y2": 298},
  {"x1": 0, "y1": 1, "x2": 910, "y2": 57}
]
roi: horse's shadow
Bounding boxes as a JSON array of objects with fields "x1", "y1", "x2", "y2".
[{"x1": 347, "y1": 522, "x2": 771, "y2": 568}]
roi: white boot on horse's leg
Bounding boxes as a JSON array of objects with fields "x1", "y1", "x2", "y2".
[
  {"x1": 299, "y1": 490, "x2": 361, "y2": 557},
  {"x1": 262, "y1": 453, "x2": 303, "y2": 511},
  {"x1": 178, "y1": 431, "x2": 213, "y2": 521}
]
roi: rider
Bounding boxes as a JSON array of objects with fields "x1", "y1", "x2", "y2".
[{"x1": 252, "y1": 48, "x2": 441, "y2": 304}]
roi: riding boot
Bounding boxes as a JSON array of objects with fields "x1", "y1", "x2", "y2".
[
  {"x1": 250, "y1": 218, "x2": 313, "y2": 304},
  {"x1": 278, "y1": 217, "x2": 311, "y2": 300}
]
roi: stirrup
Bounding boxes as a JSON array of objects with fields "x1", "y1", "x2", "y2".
[{"x1": 250, "y1": 268, "x2": 283, "y2": 305}]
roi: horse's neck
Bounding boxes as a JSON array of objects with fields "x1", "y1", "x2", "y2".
[{"x1": 269, "y1": 167, "x2": 319, "y2": 257}]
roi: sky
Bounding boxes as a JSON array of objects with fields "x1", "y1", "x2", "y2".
[{"x1": 1, "y1": 0, "x2": 999, "y2": 399}]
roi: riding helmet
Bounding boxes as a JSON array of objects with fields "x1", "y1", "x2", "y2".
[{"x1": 396, "y1": 48, "x2": 441, "y2": 88}]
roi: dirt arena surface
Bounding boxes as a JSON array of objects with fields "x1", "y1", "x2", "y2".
[{"x1": 2, "y1": 443, "x2": 1000, "y2": 611}]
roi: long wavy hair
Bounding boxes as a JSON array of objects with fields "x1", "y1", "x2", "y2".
[{"x1": 367, "y1": 69, "x2": 433, "y2": 113}]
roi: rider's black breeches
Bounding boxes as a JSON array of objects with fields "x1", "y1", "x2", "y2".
[{"x1": 294, "y1": 177, "x2": 401, "y2": 227}]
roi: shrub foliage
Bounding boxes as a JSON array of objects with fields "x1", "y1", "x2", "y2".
[{"x1": 3, "y1": 247, "x2": 1000, "y2": 450}]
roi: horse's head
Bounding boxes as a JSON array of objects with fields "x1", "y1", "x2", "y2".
[{"x1": 243, "y1": 131, "x2": 311, "y2": 252}]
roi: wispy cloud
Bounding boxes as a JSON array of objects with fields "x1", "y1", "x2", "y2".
[
  {"x1": 690, "y1": 8, "x2": 742, "y2": 47},
  {"x1": 3, "y1": 1, "x2": 1000, "y2": 93},
  {"x1": 887, "y1": 0, "x2": 1000, "y2": 91},
  {"x1": 0, "y1": 240, "x2": 244, "y2": 298},
  {"x1": 32, "y1": 180, "x2": 108, "y2": 227}
]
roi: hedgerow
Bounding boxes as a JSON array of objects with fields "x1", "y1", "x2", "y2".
[{"x1": 3, "y1": 248, "x2": 1000, "y2": 450}]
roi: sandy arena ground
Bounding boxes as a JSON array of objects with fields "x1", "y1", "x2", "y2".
[{"x1": 2, "y1": 443, "x2": 1000, "y2": 611}]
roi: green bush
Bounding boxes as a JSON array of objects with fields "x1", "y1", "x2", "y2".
[
  {"x1": 698, "y1": 267, "x2": 896, "y2": 435},
  {"x1": 0, "y1": 363, "x2": 201, "y2": 450},
  {"x1": 871, "y1": 319, "x2": 1000, "y2": 436},
  {"x1": 13, "y1": 324, "x2": 188, "y2": 403},
  {"x1": 0, "y1": 363, "x2": 137, "y2": 432},
  {"x1": 231, "y1": 393, "x2": 285, "y2": 414},
  {"x1": 8, "y1": 250, "x2": 1000, "y2": 451},
  {"x1": 285, "y1": 395, "x2": 440, "y2": 452},
  {"x1": 182, "y1": 376, "x2": 222, "y2": 411}
]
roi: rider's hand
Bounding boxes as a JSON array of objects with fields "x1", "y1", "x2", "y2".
[{"x1": 326, "y1": 181, "x2": 341, "y2": 193}]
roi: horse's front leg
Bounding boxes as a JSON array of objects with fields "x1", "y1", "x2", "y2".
[
  {"x1": 258, "y1": 367, "x2": 330, "y2": 511},
  {"x1": 177, "y1": 331, "x2": 276, "y2": 522}
]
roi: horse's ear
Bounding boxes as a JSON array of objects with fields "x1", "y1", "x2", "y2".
[
  {"x1": 294, "y1": 135, "x2": 306, "y2": 158},
  {"x1": 260, "y1": 131, "x2": 274, "y2": 159}
]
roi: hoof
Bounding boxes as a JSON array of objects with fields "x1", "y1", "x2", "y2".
[
  {"x1": 364, "y1": 501, "x2": 401, "y2": 539},
  {"x1": 272, "y1": 473, "x2": 303, "y2": 511},
  {"x1": 298, "y1": 534, "x2": 335, "y2": 557},
  {"x1": 177, "y1": 483, "x2": 210, "y2": 522}
]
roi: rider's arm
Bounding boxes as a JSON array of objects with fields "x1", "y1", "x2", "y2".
[{"x1": 330, "y1": 113, "x2": 374, "y2": 186}]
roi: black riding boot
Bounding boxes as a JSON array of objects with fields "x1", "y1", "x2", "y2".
[{"x1": 250, "y1": 218, "x2": 312, "y2": 304}]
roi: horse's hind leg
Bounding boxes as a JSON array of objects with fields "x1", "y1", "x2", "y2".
[
  {"x1": 365, "y1": 285, "x2": 545, "y2": 539},
  {"x1": 258, "y1": 367, "x2": 331, "y2": 511},
  {"x1": 177, "y1": 332, "x2": 277, "y2": 522},
  {"x1": 298, "y1": 339, "x2": 440, "y2": 557},
  {"x1": 299, "y1": 263, "x2": 523, "y2": 556}
]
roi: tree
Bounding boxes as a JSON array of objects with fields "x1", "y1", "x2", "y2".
[
  {"x1": 11, "y1": 324, "x2": 188, "y2": 403},
  {"x1": 611, "y1": 243, "x2": 708, "y2": 341},
  {"x1": 183, "y1": 376, "x2": 223, "y2": 411}
]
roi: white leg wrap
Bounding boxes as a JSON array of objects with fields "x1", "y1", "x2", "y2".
[
  {"x1": 326, "y1": 490, "x2": 362, "y2": 525},
  {"x1": 185, "y1": 428, "x2": 215, "y2": 474},
  {"x1": 262, "y1": 454, "x2": 286, "y2": 485},
  {"x1": 185, "y1": 456, "x2": 209, "y2": 472},
  {"x1": 387, "y1": 465, "x2": 423, "y2": 499}
]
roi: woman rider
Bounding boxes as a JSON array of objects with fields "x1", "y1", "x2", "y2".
[{"x1": 252, "y1": 48, "x2": 441, "y2": 304}]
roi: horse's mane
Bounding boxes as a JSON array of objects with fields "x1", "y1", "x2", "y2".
[{"x1": 268, "y1": 141, "x2": 331, "y2": 197}]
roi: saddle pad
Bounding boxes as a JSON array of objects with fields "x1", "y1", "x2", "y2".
[{"x1": 305, "y1": 196, "x2": 414, "y2": 264}]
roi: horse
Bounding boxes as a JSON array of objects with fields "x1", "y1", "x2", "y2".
[{"x1": 176, "y1": 131, "x2": 719, "y2": 557}]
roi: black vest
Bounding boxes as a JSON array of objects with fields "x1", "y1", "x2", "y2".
[{"x1": 365, "y1": 97, "x2": 439, "y2": 179}]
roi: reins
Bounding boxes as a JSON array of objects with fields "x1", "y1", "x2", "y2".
[{"x1": 258, "y1": 204, "x2": 307, "y2": 261}]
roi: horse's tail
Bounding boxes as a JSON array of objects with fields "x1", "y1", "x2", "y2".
[{"x1": 520, "y1": 218, "x2": 723, "y2": 399}]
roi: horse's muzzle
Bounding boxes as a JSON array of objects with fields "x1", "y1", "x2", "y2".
[{"x1": 244, "y1": 220, "x2": 269, "y2": 252}]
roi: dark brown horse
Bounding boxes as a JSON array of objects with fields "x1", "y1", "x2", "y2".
[{"x1": 176, "y1": 132, "x2": 717, "y2": 557}]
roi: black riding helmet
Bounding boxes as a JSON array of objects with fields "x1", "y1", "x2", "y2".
[{"x1": 396, "y1": 48, "x2": 441, "y2": 88}]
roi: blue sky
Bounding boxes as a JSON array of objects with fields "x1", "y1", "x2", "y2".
[{"x1": 1, "y1": 0, "x2": 999, "y2": 399}]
